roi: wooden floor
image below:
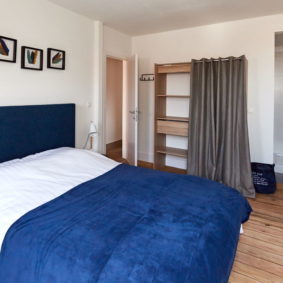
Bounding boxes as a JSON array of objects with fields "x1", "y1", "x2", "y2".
[
  {"x1": 106, "y1": 145, "x2": 128, "y2": 164},
  {"x1": 229, "y1": 183, "x2": 283, "y2": 283}
]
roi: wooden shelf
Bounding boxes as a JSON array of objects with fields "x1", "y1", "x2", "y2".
[
  {"x1": 157, "y1": 120, "x2": 188, "y2": 136},
  {"x1": 155, "y1": 165, "x2": 187, "y2": 174},
  {"x1": 156, "y1": 147, "x2": 187, "y2": 157},
  {"x1": 157, "y1": 63, "x2": 191, "y2": 74},
  {"x1": 157, "y1": 95, "x2": 190, "y2": 98},
  {"x1": 157, "y1": 116, "x2": 189, "y2": 122}
]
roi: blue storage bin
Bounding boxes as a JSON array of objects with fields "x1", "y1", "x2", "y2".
[{"x1": 251, "y1": 163, "x2": 276, "y2": 194}]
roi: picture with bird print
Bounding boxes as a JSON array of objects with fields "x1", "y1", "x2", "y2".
[
  {"x1": 0, "y1": 36, "x2": 17, "y2": 63},
  {"x1": 21, "y1": 46, "x2": 43, "y2": 70},
  {"x1": 47, "y1": 48, "x2": 65, "y2": 70}
]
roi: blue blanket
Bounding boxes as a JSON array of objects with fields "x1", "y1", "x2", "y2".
[{"x1": 0, "y1": 164, "x2": 251, "y2": 283}]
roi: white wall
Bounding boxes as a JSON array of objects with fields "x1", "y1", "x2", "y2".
[
  {"x1": 0, "y1": 0, "x2": 95, "y2": 147},
  {"x1": 275, "y1": 46, "x2": 283, "y2": 153},
  {"x1": 274, "y1": 36, "x2": 283, "y2": 173},
  {"x1": 106, "y1": 58, "x2": 123, "y2": 144},
  {"x1": 103, "y1": 27, "x2": 132, "y2": 60},
  {"x1": 133, "y1": 14, "x2": 283, "y2": 164}
]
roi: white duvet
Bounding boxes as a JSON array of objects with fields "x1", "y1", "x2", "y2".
[{"x1": 0, "y1": 147, "x2": 119, "y2": 248}]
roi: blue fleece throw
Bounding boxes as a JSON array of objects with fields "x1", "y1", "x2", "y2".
[{"x1": 0, "y1": 164, "x2": 251, "y2": 283}]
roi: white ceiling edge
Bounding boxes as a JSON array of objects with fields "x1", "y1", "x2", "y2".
[
  {"x1": 131, "y1": 13, "x2": 283, "y2": 39},
  {"x1": 47, "y1": 0, "x2": 283, "y2": 36}
]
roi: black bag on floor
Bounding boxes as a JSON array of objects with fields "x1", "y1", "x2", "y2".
[{"x1": 251, "y1": 162, "x2": 276, "y2": 194}]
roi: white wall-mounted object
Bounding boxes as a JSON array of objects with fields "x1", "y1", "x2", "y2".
[{"x1": 84, "y1": 121, "x2": 97, "y2": 150}]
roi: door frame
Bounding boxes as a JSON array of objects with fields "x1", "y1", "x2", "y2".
[{"x1": 102, "y1": 54, "x2": 128, "y2": 155}]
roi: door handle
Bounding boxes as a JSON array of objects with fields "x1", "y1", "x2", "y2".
[
  {"x1": 129, "y1": 110, "x2": 140, "y2": 121},
  {"x1": 129, "y1": 110, "x2": 141, "y2": 114}
]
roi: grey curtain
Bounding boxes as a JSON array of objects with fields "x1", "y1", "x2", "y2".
[{"x1": 188, "y1": 56, "x2": 255, "y2": 198}]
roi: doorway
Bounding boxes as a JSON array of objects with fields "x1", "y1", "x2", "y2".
[
  {"x1": 104, "y1": 55, "x2": 139, "y2": 165},
  {"x1": 105, "y1": 57, "x2": 127, "y2": 163}
]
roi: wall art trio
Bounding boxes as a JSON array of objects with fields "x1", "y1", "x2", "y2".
[{"x1": 0, "y1": 35, "x2": 65, "y2": 71}]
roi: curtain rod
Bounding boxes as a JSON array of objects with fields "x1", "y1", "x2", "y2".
[{"x1": 192, "y1": 56, "x2": 245, "y2": 63}]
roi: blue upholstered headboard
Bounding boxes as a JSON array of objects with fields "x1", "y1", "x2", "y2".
[{"x1": 0, "y1": 104, "x2": 75, "y2": 163}]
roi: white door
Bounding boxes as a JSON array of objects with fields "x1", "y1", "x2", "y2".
[{"x1": 126, "y1": 54, "x2": 139, "y2": 166}]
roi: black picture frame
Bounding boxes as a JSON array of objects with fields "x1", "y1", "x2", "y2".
[
  {"x1": 0, "y1": 36, "x2": 17, "y2": 63},
  {"x1": 47, "y1": 48, "x2": 65, "y2": 70},
  {"x1": 21, "y1": 46, "x2": 43, "y2": 71}
]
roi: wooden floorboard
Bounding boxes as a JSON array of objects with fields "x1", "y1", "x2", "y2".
[
  {"x1": 229, "y1": 271, "x2": 260, "y2": 283},
  {"x1": 250, "y1": 212, "x2": 283, "y2": 229},
  {"x1": 229, "y1": 183, "x2": 283, "y2": 283},
  {"x1": 232, "y1": 261, "x2": 283, "y2": 283},
  {"x1": 105, "y1": 144, "x2": 128, "y2": 164}
]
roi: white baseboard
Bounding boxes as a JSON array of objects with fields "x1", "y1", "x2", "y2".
[
  {"x1": 275, "y1": 164, "x2": 283, "y2": 174},
  {"x1": 274, "y1": 153, "x2": 283, "y2": 173}
]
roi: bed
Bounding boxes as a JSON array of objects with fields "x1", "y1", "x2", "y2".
[{"x1": 0, "y1": 104, "x2": 251, "y2": 283}]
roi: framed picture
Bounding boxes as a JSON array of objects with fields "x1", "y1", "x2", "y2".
[
  {"x1": 0, "y1": 36, "x2": 17, "y2": 63},
  {"x1": 47, "y1": 48, "x2": 65, "y2": 70},
  {"x1": 21, "y1": 46, "x2": 43, "y2": 71}
]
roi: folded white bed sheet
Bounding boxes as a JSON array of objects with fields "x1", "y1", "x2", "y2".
[{"x1": 0, "y1": 147, "x2": 119, "y2": 248}]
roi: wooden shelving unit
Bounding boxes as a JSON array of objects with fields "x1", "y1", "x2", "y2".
[
  {"x1": 154, "y1": 62, "x2": 191, "y2": 171},
  {"x1": 157, "y1": 63, "x2": 191, "y2": 74},
  {"x1": 157, "y1": 116, "x2": 189, "y2": 122},
  {"x1": 156, "y1": 147, "x2": 187, "y2": 158},
  {"x1": 157, "y1": 95, "x2": 190, "y2": 98}
]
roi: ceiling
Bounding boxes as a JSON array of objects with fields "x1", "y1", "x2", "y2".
[{"x1": 48, "y1": 0, "x2": 283, "y2": 36}]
